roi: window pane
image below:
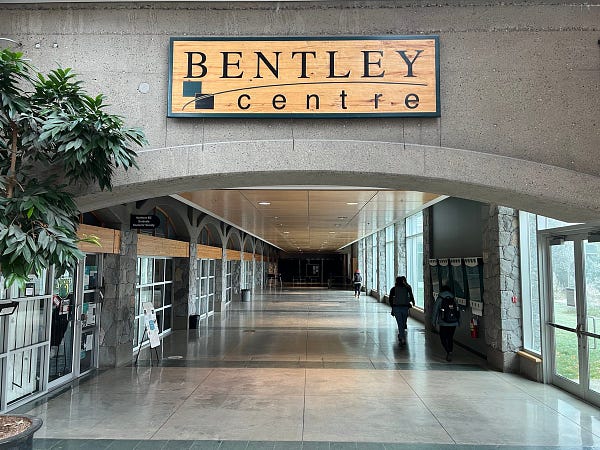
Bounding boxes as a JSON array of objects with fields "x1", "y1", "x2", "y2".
[
  {"x1": 164, "y1": 283, "x2": 172, "y2": 306},
  {"x1": 165, "y1": 259, "x2": 173, "y2": 281},
  {"x1": 153, "y1": 285, "x2": 164, "y2": 309},
  {"x1": 163, "y1": 307, "x2": 172, "y2": 331},
  {"x1": 154, "y1": 259, "x2": 165, "y2": 283}
]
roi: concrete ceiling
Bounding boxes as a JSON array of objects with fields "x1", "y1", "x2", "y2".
[{"x1": 176, "y1": 188, "x2": 444, "y2": 252}]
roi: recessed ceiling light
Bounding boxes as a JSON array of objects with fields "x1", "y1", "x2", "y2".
[
  {"x1": 346, "y1": 202, "x2": 358, "y2": 205},
  {"x1": 273, "y1": 216, "x2": 279, "y2": 219},
  {"x1": 329, "y1": 231, "x2": 336, "y2": 234},
  {"x1": 258, "y1": 201, "x2": 271, "y2": 205},
  {"x1": 283, "y1": 231, "x2": 290, "y2": 234},
  {"x1": 338, "y1": 216, "x2": 348, "y2": 219}
]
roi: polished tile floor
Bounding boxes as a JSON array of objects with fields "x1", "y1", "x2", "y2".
[{"x1": 19, "y1": 289, "x2": 600, "y2": 449}]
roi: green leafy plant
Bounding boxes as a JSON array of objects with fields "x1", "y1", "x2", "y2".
[{"x1": 0, "y1": 48, "x2": 146, "y2": 287}]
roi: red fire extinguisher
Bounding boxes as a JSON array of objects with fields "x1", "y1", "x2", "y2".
[{"x1": 470, "y1": 317, "x2": 479, "y2": 338}]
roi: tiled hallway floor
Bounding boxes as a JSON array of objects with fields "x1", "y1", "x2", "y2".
[{"x1": 18, "y1": 289, "x2": 600, "y2": 449}]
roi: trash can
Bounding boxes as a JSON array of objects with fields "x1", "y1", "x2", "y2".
[
  {"x1": 189, "y1": 315, "x2": 200, "y2": 329},
  {"x1": 241, "y1": 289, "x2": 251, "y2": 302}
]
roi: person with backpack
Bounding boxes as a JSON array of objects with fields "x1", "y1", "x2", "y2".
[
  {"x1": 432, "y1": 285, "x2": 460, "y2": 361},
  {"x1": 352, "y1": 270, "x2": 362, "y2": 298},
  {"x1": 389, "y1": 276, "x2": 415, "y2": 345}
]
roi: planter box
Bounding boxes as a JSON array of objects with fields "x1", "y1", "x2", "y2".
[{"x1": 0, "y1": 414, "x2": 43, "y2": 450}]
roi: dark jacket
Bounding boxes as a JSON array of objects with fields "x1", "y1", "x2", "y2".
[{"x1": 389, "y1": 284, "x2": 414, "y2": 307}]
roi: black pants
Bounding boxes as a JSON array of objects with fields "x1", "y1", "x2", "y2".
[
  {"x1": 353, "y1": 283, "x2": 361, "y2": 295},
  {"x1": 439, "y1": 325, "x2": 456, "y2": 353}
]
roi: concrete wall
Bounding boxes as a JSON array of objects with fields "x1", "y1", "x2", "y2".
[{"x1": 0, "y1": 1, "x2": 598, "y2": 221}]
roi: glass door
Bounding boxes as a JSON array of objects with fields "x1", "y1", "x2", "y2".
[
  {"x1": 79, "y1": 254, "x2": 101, "y2": 375},
  {"x1": 48, "y1": 254, "x2": 101, "y2": 387},
  {"x1": 583, "y1": 240, "x2": 600, "y2": 403},
  {"x1": 48, "y1": 269, "x2": 76, "y2": 386},
  {"x1": 545, "y1": 233, "x2": 600, "y2": 405}
]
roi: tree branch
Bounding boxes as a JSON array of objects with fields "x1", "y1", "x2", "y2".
[{"x1": 7, "y1": 122, "x2": 18, "y2": 199}]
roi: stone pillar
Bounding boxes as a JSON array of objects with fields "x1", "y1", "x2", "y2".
[
  {"x1": 423, "y1": 208, "x2": 435, "y2": 332},
  {"x1": 99, "y1": 229, "x2": 137, "y2": 368},
  {"x1": 214, "y1": 256, "x2": 225, "y2": 312},
  {"x1": 395, "y1": 220, "x2": 407, "y2": 280},
  {"x1": 483, "y1": 205, "x2": 522, "y2": 372},
  {"x1": 172, "y1": 254, "x2": 190, "y2": 331},
  {"x1": 232, "y1": 259, "x2": 241, "y2": 300},
  {"x1": 188, "y1": 242, "x2": 199, "y2": 317},
  {"x1": 357, "y1": 239, "x2": 364, "y2": 276}
]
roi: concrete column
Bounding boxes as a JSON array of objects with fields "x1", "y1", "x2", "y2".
[
  {"x1": 172, "y1": 254, "x2": 190, "y2": 331},
  {"x1": 483, "y1": 205, "x2": 522, "y2": 372},
  {"x1": 99, "y1": 229, "x2": 137, "y2": 368},
  {"x1": 395, "y1": 220, "x2": 407, "y2": 280},
  {"x1": 423, "y1": 208, "x2": 435, "y2": 332}
]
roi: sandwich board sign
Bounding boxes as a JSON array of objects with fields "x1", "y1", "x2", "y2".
[{"x1": 142, "y1": 302, "x2": 161, "y2": 348}]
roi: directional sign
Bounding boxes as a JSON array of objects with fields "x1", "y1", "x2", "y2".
[{"x1": 130, "y1": 215, "x2": 160, "y2": 230}]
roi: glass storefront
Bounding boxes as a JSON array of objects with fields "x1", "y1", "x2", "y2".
[{"x1": 0, "y1": 253, "x2": 102, "y2": 412}]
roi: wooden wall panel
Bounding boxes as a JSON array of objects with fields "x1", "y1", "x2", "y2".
[
  {"x1": 77, "y1": 224, "x2": 120, "y2": 254},
  {"x1": 138, "y1": 234, "x2": 189, "y2": 258},
  {"x1": 242, "y1": 252, "x2": 254, "y2": 261},
  {"x1": 227, "y1": 250, "x2": 242, "y2": 261},
  {"x1": 197, "y1": 244, "x2": 223, "y2": 259}
]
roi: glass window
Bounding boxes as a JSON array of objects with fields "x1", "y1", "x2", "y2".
[
  {"x1": 154, "y1": 259, "x2": 165, "y2": 283},
  {"x1": 519, "y1": 211, "x2": 542, "y2": 353},
  {"x1": 385, "y1": 226, "x2": 395, "y2": 293},
  {"x1": 406, "y1": 212, "x2": 424, "y2": 308},
  {"x1": 165, "y1": 259, "x2": 173, "y2": 282},
  {"x1": 134, "y1": 256, "x2": 174, "y2": 351},
  {"x1": 371, "y1": 234, "x2": 378, "y2": 293}
]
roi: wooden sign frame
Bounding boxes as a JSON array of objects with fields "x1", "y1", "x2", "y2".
[{"x1": 168, "y1": 36, "x2": 440, "y2": 118}]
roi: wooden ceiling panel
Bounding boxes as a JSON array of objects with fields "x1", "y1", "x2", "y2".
[{"x1": 177, "y1": 188, "x2": 443, "y2": 252}]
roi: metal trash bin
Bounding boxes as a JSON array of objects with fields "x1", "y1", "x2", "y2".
[
  {"x1": 189, "y1": 315, "x2": 200, "y2": 329},
  {"x1": 241, "y1": 289, "x2": 251, "y2": 302}
]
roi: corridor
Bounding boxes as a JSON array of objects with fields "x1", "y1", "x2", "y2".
[{"x1": 19, "y1": 289, "x2": 600, "y2": 449}]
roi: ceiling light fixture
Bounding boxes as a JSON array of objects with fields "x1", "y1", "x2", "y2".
[
  {"x1": 258, "y1": 201, "x2": 271, "y2": 205},
  {"x1": 346, "y1": 202, "x2": 358, "y2": 205},
  {"x1": 283, "y1": 231, "x2": 290, "y2": 234},
  {"x1": 338, "y1": 216, "x2": 348, "y2": 219},
  {"x1": 329, "y1": 231, "x2": 336, "y2": 234}
]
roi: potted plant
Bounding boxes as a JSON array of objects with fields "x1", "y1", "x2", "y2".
[{"x1": 0, "y1": 414, "x2": 43, "y2": 449}]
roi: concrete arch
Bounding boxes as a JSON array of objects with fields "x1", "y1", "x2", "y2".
[
  {"x1": 139, "y1": 198, "x2": 193, "y2": 239},
  {"x1": 242, "y1": 236, "x2": 254, "y2": 254},
  {"x1": 197, "y1": 217, "x2": 224, "y2": 247},
  {"x1": 76, "y1": 141, "x2": 600, "y2": 223},
  {"x1": 225, "y1": 229, "x2": 242, "y2": 251}
]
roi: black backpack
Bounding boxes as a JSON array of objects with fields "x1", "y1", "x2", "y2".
[
  {"x1": 440, "y1": 296, "x2": 459, "y2": 323},
  {"x1": 353, "y1": 273, "x2": 362, "y2": 283}
]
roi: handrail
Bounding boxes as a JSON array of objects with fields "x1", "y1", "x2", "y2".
[{"x1": 548, "y1": 322, "x2": 600, "y2": 340}]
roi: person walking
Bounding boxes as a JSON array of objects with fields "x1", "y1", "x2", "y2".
[
  {"x1": 432, "y1": 285, "x2": 460, "y2": 361},
  {"x1": 352, "y1": 270, "x2": 362, "y2": 298},
  {"x1": 389, "y1": 276, "x2": 415, "y2": 345}
]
